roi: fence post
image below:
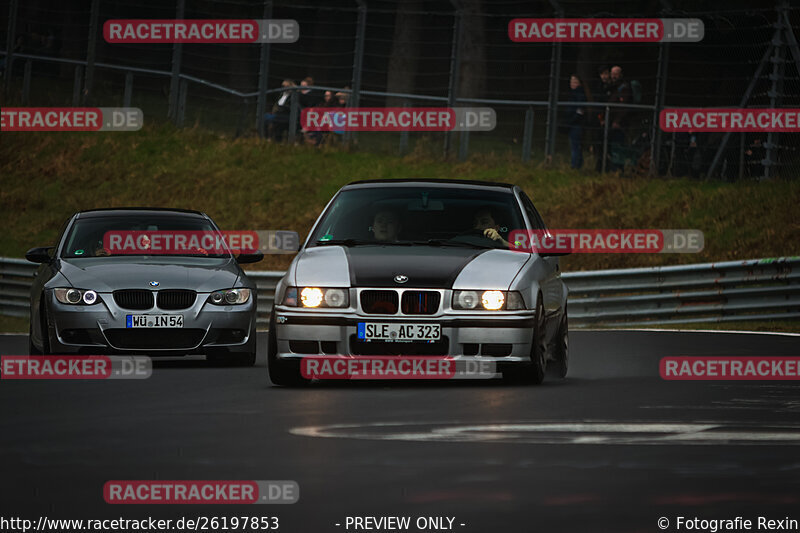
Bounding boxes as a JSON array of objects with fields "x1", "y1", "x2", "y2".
[
  {"x1": 707, "y1": 34, "x2": 774, "y2": 178},
  {"x1": 82, "y1": 0, "x2": 100, "y2": 105},
  {"x1": 544, "y1": 0, "x2": 564, "y2": 162},
  {"x1": 398, "y1": 99, "x2": 410, "y2": 154},
  {"x1": 649, "y1": 41, "x2": 669, "y2": 176},
  {"x1": 763, "y1": 21, "x2": 786, "y2": 181},
  {"x1": 72, "y1": 65, "x2": 83, "y2": 106},
  {"x1": 288, "y1": 90, "x2": 299, "y2": 143},
  {"x1": 602, "y1": 105, "x2": 610, "y2": 173},
  {"x1": 522, "y1": 107, "x2": 534, "y2": 162},
  {"x1": 347, "y1": 0, "x2": 367, "y2": 145},
  {"x1": 256, "y1": 0, "x2": 274, "y2": 137},
  {"x1": 444, "y1": 0, "x2": 464, "y2": 157},
  {"x1": 3, "y1": 0, "x2": 19, "y2": 96},
  {"x1": 177, "y1": 79, "x2": 188, "y2": 128},
  {"x1": 123, "y1": 72, "x2": 133, "y2": 108},
  {"x1": 168, "y1": 0, "x2": 186, "y2": 121},
  {"x1": 458, "y1": 130, "x2": 469, "y2": 161},
  {"x1": 237, "y1": 97, "x2": 251, "y2": 137},
  {"x1": 21, "y1": 60, "x2": 31, "y2": 104}
]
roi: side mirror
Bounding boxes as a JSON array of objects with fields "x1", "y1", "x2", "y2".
[
  {"x1": 237, "y1": 250, "x2": 264, "y2": 264},
  {"x1": 25, "y1": 247, "x2": 53, "y2": 264}
]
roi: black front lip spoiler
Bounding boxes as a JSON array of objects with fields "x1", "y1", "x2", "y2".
[{"x1": 276, "y1": 315, "x2": 536, "y2": 328}]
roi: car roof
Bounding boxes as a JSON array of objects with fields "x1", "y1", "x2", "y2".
[
  {"x1": 74, "y1": 208, "x2": 207, "y2": 219},
  {"x1": 345, "y1": 178, "x2": 517, "y2": 191}
]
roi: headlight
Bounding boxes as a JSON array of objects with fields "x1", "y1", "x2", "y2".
[
  {"x1": 208, "y1": 288, "x2": 251, "y2": 305},
  {"x1": 54, "y1": 288, "x2": 102, "y2": 305},
  {"x1": 481, "y1": 290, "x2": 505, "y2": 310},
  {"x1": 300, "y1": 287, "x2": 324, "y2": 308},
  {"x1": 283, "y1": 287, "x2": 349, "y2": 308},
  {"x1": 453, "y1": 290, "x2": 526, "y2": 311}
]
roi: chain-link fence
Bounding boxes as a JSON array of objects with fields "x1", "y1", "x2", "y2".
[{"x1": 1, "y1": 0, "x2": 798, "y2": 179}]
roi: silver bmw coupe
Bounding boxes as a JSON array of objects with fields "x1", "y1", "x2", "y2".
[
  {"x1": 268, "y1": 179, "x2": 569, "y2": 385},
  {"x1": 26, "y1": 208, "x2": 262, "y2": 366}
]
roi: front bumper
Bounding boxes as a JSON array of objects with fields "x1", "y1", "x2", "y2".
[
  {"x1": 272, "y1": 307, "x2": 537, "y2": 364},
  {"x1": 46, "y1": 290, "x2": 256, "y2": 355}
]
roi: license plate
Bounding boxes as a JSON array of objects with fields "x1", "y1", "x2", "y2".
[
  {"x1": 357, "y1": 322, "x2": 440, "y2": 342},
  {"x1": 126, "y1": 314, "x2": 184, "y2": 328}
]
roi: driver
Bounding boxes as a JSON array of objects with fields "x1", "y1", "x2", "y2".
[
  {"x1": 473, "y1": 207, "x2": 511, "y2": 247},
  {"x1": 371, "y1": 210, "x2": 401, "y2": 242}
]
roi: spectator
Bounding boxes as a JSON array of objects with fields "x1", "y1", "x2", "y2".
[
  {"x1": 335, "y1": 87, "x2": 350, "y2": 108},
  {"x1": 590, "y1": 65, "x2": 612, "y2": 172},
  {"x1": 606, "y1": 65, "x2": 633, "y2": 171},
  {"x1": 566, "y1": 74, "x2": 588, "y2": 169},
  {"x1": 263, "y1": 79, "x2": 296, "y2": 141},
  {"x1": 322, "y1": 90, "x2": 335, "y2": 106},
  {"x1": 299, "y1": 76, "x2": 322, "y2": 108}
]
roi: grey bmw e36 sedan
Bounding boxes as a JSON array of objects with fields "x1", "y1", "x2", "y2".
[
  {"x1": 267, "y1": 179, "x2": 569, "y2": 385},
  {"x1": 26, "y1": 208, "x2": 262, "y2": 366}
]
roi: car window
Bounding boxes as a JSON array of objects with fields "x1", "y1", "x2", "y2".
[
  {"x1": 60, "y1": 215, "x2": 227, "y2": 259},
  {"x1": 519, "y1": 191, "x2": 547, "y2": 230},
  {"x1": 307, "y1": 186, "x2": 526, "y2": 249}
]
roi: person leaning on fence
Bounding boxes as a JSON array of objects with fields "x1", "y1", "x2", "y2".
[
  {"x1": 591, "y1": 65, "x2": 612, "y2": 172},
  {"x1": 263, "y1": 79, "x2": 296, "y2": 141},
  {"x1": 566, "y1": 74, "x2": 589, "y2": 170},
  {"x1": 605, "y1": 65, "x2": 633, "y2": 172}
]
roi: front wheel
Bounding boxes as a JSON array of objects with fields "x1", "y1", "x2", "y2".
[
  {"x1": 503, "y1": 298, "x2": 546, "y2": 385},
  {"x1": 547, "y1": 309, "x2": 568, "y2": 379}
]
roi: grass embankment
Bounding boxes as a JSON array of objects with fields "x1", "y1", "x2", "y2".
[
  {"x1": 1, "y1": 124, "x2": 798, "y2": 333},
  {"x1": 2, "y1": 123, "x2": 798, "y2": 272}
]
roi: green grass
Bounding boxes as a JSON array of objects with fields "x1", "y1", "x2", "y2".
[
  {"x1": 0, "y1": 315, "x2": 28, "y2": 334},
  {"x1": 2, "y1": 123, "x2": 798, "y2": 273}
]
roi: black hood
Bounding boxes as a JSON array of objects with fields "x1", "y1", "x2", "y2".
[{"x1": 344, "y1": 246, "x2": 485, "y2": 288}]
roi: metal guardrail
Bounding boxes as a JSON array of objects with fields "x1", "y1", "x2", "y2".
[{"x1": 1, "y1": 256, "x2": 797, "y2": 328}]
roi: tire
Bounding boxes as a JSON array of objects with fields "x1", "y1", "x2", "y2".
[
  {"x1": 28, "y1": 326, "x2": 42, "y2": 356},
  {"x1": 29, "y1": 300, "x2": 50, "y2": 356},
  {"x1": 266, "y1": 314, "x2": 309, "y2": 387},
  {"x1": 503, "y1": 297, "x2": 546, "y2": 385},
  {"x1": 547, "y1": 308, "x2": 569, "y2": 380}
]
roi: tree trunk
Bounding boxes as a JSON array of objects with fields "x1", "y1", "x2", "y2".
[
  {"x1": 457, "y1": 0, "x2": 486, "y2": 100},
  {"x1": 385, "y1": 0, "x2": 422, "y2": 106}
]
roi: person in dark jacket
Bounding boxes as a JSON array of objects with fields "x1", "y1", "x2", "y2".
[
  {"x1": 606, "y1": 66, "x2": 633, "y2": 171},
  {"x1": 566, "y1": 74, "x2": 588, "y2": 169}
]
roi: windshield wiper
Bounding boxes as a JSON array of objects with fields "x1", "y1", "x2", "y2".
[
  {"x1": 407, "y1": 239, "x2": 490, "y2": 249},
  {"x1": 315, "y1": 239, "x2": 373, "y2": 247}
]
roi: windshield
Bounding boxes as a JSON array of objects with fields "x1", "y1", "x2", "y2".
[
  {"x1": 60, "y1": 215, "x2": 230, "y2": 259},
  {"x1": 308, "y1": 186, "x2": 525, "y2": 250}
]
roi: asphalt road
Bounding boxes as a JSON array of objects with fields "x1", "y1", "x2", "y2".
[{"x1": 1, "y1": 330, "x2": 799, "y2": 533}]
